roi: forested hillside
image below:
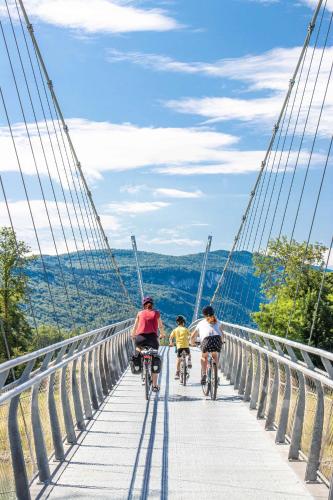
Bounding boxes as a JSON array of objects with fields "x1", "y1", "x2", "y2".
[{"x1": 25, "y1": 249, "x2": 262, "y2": 331}]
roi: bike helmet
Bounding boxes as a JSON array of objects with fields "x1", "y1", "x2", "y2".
[
  {"x1": 176, "y1": 315, "x2": 186, "y2": 325},
  {"x1": 142, "y1": 296, "x2": 153, "y2": 307},
  {"x1": 202, "y1": 305, "x2": 215, "y2": 317}
]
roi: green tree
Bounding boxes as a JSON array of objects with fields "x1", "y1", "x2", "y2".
[
  {"x1": 0, "y1": 227, "x2": 34, "y2": 361},
  {"x1": 252, "y1": 237, "x2": 333, "y2": 350}
]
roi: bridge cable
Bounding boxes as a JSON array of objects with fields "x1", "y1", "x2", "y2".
[
  {"x1": 16, "y1": 0, "x2": 134, "y2": 309},
  {"x1": 308, "y1": 231, "x2": 333, "y2": 346},
  {"x1": 210, "y1": 0, "x2": 325, "y2": 309},
  {"x1": 268, "y1": 6, "x2": 332, "y2": 333},
  {"x1": 4, "y1": 0, "x2": 84, "y2": 330},
  {"x1": 0, "y1": 32, "x2": 62, "y2": 333}
]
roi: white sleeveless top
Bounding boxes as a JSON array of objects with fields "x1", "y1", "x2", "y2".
[{"x1": 196, "y1": 319, "x2": 222, "y2": 342}]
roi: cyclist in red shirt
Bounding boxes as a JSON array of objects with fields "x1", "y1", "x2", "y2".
[{"x1": 131, "y1": 296, "x2": 166, "y2": 391}]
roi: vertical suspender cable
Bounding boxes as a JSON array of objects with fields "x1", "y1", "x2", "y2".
[
  {"x1": 16, "y1": 0, "x2": 134, "y2": 309},
  {"x1": 210, "y1": 0, "x2": 323, "y2": 306}
]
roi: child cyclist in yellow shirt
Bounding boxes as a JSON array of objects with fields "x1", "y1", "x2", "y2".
[{"x1": 169, "y1": 315, "x2": 192, "y2": 379}]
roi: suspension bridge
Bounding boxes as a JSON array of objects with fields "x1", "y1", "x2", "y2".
[{"x1": 0, "y1": 0, "x2": 332, "y2": 498}]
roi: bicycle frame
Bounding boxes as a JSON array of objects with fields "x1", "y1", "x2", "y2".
[
  {"x1": 141, "y1": 348, "x2": 158, "y2": 400},
  {"x1": 202, "y1": 352, "x2": 218, "y2": 400}
]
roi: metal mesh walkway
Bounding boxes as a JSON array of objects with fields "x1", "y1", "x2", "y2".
[{"x1": 34, "y1": 348, "x2": 326, "y2": 500}]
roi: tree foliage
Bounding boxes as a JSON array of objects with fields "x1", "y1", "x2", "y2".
[
  {"x1": 0, "y1": 227, "x2": 35, "y2": 361},
  {"x1": 252, "y1": 237, "x2": 333, "y2": 350}
]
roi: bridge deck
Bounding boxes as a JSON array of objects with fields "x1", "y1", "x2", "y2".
[{"x1": 36, "y1": 348, "x2": 325, "y2": 499}]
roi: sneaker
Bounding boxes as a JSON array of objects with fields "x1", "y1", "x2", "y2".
[
  {"x1": 188, "y1": 360, "x2": 192, "y2": 369},
  {"x1": 174, "y1": 371, "x2": 180, "y2": 380},
  {"x1": 201, "y1": 374, "x2": 207, "y2": 385},
  {"x1": 152, "y1": 385, "x2": 160, "y2": 392}
]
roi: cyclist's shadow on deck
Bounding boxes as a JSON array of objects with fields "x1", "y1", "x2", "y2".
[{"x1": 159, "y1": 394, "x2": 243, "y2": 403}]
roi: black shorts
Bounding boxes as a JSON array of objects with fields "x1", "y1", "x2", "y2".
[
  {"x1": 177, "y1": 347, "x2": 190, "y2": 358},
  {"x1": 135, "y1": 333, "x2": 159, "y2": 350},
  {"x1": 201, "y1": 335, "x2": 222, "y2": 353}
]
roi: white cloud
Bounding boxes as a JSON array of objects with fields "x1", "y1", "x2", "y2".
[
  {"x1": 301, "y1": 0, "x2": 333, "y2": 11},
  {"x1": 0, "y1": 199, "x2": 119, "y2": 254},
  {"x1": 105, "y1": 201, "x2": 169, "y2": 215},
  {"x1": 107, "y1": 46, "x2": 304, "y2": 90},
  {"x1": 108, "y1": 47, "x2": 333, "y2": 136},
  {"x1": 156, "y1": 150, "x2": 326, "y2": 175},
  {"x1": 153, "y1": 188, "x2": 203, "y2": 198},
  {"x1": 1, "y1": 0, "x2": 181, "y2": 33},
  {"x1": 166, "y1": 95, "x2": 281, "y2": 124},
  {"x1": 0, "y1": 119, "x2": 240, "y2": 180},
  {"x1": 149, "y1": 237, "x2": 202, "y2": 247},
  {"x1": 120, "y1": 184, "x2": 147, "y2": 194}
]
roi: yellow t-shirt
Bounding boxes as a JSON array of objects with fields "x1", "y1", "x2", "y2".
[{"x1": 170, "y1": 326, "x2": 190, "y2": 349}]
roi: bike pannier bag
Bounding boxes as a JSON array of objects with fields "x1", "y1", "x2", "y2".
[
  {"x1": 152, "y1": 354, "x2": 162, "y2": 374},
  {"x1": 130, "y1": 354, "x2": 142, "y2": 374}
]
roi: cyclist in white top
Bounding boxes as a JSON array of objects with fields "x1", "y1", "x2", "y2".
[{"x1": 191, "y1": 305, "x2": 224, "y2": 384}]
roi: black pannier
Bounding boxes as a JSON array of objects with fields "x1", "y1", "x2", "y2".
[
  {"x1": 130, "y1": 354, "x2": 142, "y2": 374},
  {"x1": 152, "y1": 354, "x2": 162, "y2": 374}
]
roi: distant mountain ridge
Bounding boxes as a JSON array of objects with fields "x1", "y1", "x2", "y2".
[{"x1": 25, "y1": 249, "x2": 263, "y2": 332}]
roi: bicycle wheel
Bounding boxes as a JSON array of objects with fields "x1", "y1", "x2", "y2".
[
  {"x1": 180, "y1": 357, "x2": 184, "y2": 384},
  {"x1": 183, "y1": 359, "x2": 187, "y2": 386},
  {"x1": 210, "y1": 362, "x2": 218, "y2": 400},
  {"x1": 202, "y1": 367, "x2": 210, "y2": 396},
  {"x1": 144, "y1": 364, "x2": 150, "y2": 400}
]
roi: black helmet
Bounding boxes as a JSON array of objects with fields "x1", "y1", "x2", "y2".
[
  {"x1": 176, "y1": 315, "x2": 186, "y2": 324},
  {"x1": 202, "y1": 305, "x2": 215, "y2": 317}
]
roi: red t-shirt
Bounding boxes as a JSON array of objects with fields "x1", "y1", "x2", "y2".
[{"x1": 136, "y1": 309, "x2": 160, "y2": 335}]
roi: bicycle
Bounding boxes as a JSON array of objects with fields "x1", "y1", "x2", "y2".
[
  {"x1": 202, "y1": 352, "x2": 218, "y2": 400},
  {"x1": 179, "y1": 350, "x2": 190, "y2": 386},
  {"x1": 141, "y1": 347, "x2": 159, "y2": 400}
]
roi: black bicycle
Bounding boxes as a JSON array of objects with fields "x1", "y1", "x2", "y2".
[
  {"x1": 141, "y1": 347, "x2": 158, "y2": 400},
  {"x1": 179, "y1": 350, "x2": 190, "y2": 386},
  {"x1": 202, "y1": 352, "x2": 218, "y2": 400}
]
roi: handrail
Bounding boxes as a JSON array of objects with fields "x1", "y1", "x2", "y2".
[
  {"x1": 0, "y1": 318, "x2": 134, "y2": 375},
  {"x1": 0, "y1": 318, "x2": 135, "y2": 500},
  {"x1": 190, "y1": 318, "x2": 333, "y2": 491}
]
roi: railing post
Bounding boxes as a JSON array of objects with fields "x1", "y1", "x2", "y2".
[
  {"x1": 276, "y1": 365, "x2": 291, "y2": 443},
  {"x1": 244, "y1": 348, "x2": 253, "y2": 402},
  {"x1": 31, "y1": 352, "x2": 53, "y2": 484},
  {"x1": 230, "y1": 339, "x2": 238, "y2": 385},
  {"x1": 234, "y1": 341, "x2": 243, "y2": 391},
  {"x1": 8, "y1": 395, "x2": 31, "y2": 500},
  {"x1": 8, "y1": 360, "x2": 35, "y2": 500},
  {"x1": 239, "y1": 344, "x2": 248, "y2": 395},
  {"x1": 225, "y1": 337, "x2": 232, "y2": 379},
  {"x1": 103, "y1": 340, "x2": 112, "y2": 391},
  {"x1": 289, "y1": 371, "x2": 306, "y2": 460},
  {"x1": 49, "y1": 348, "x2": 66, "y2": 461},
  {"x1": 72, "y1": 357, "x2": 85, "y2": 431},
  {"x1": 80, "y1": 353, "x2": 93, "y2": 419},
  {"x1": 61, "y1": 363, "x2": 76, "y2": 444},
  {"x1": 250, "y1": 350, "x2": 261, "y2": 410},
  {"x1": 93, "y1": 345, "x2": 104, "y2": 403},
  {"x1": 257, "y1": 353, "x2": 268, "y2": 419},
  {"x1": 99, "y1": 344, "x2": 108, "y2": 396},
  {"x1": 109, "y1": 337, "x2": 118, "y2": 386},
  {"x1": 265, "y1": 358, "x2": 279, "y2": 430},
  {"x1": 88, "y1": 349, "x2": 98, "y2": 410},
  {"x1": 305, "y1": 381, "x2": 324, "y2": 482}
]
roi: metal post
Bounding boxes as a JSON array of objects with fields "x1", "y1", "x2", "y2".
[
  {"x1": 192, "y1": 236, "x2": 212, "y2": 323},
  {"x1": 131, "y1": 235, "x2": 144, "y2": 302}
]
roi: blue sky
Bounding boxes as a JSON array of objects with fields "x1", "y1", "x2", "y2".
[{"x1": 0, "y1": 0, "x2": 332, "y2": 257}]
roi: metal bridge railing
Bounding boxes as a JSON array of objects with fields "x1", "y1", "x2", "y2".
[
  {"x1": 0, "y1": 318, "x2": 134, "y2": 500},
  {"x1": 191, "y1": 319, "x2": 333, "y2": 496}
]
